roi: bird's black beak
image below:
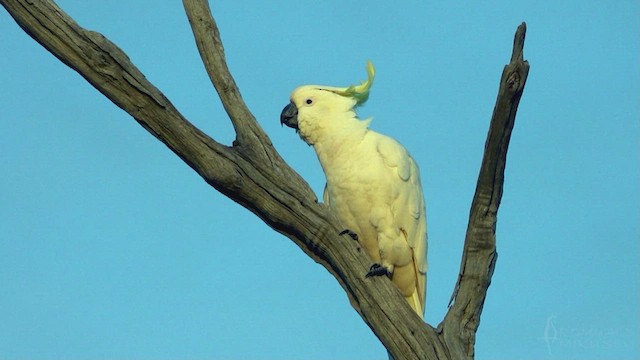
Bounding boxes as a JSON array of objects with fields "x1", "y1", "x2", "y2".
[{"x1": 280, "y1": 102, "x2": 299, "y2": 130}]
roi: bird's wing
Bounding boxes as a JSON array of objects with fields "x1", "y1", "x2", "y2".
[{"x1": 376, "y1": 135, "x2": 428, "y2": 314}]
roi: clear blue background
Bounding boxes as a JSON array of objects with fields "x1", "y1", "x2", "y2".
[{"x1": 1, "y1": 1, "x2": 638, "y2": 359}]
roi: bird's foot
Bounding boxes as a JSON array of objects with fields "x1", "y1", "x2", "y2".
[
  {"x1": 365, "y1": 263, "x2": 392, "y2": 278},
  {"x1": 339, "y1": 229, "x2": 358, "y2": 241}
]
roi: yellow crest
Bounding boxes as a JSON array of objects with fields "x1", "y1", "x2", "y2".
[{"x1": 327, "y1": 61, "x2": 375, "y2": 106}]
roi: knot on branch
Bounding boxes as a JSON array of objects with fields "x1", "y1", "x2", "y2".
[{"x1": 506, "y1": 71, "x2": 521, "y2": 92}]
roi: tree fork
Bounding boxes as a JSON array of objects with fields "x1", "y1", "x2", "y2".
[{"x1": 1, "y1": 1, "x2": 529, "y2": 358}]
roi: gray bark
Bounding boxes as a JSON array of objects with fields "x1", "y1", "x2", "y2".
[{"x1": 0, "y1": 0, "x2": 529, "y2": 358}]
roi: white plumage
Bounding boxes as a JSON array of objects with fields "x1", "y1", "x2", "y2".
[{"x1": 281, "y1": 63, "x2": 427, "y2": 318}]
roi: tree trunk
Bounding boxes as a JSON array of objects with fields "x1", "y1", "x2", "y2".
[{"x1": 0, "y1": 1, "x2": 529, "y2": 358}]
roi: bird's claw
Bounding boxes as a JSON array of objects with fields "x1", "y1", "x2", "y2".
[
  {"x1": 365, "y1": 263, "x2": 391, "y2": 278},
  {"x1": 339, "y1": 229, "x2": 358, "y2": 241}
]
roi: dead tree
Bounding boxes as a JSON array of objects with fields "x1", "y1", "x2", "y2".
[{"x1": 0, "y1": 1, "x2": 529, "y2": 358}]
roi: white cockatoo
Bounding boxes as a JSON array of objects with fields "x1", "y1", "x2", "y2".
[{"x1": 280, "y1": 62, "x2": 428, "y2": 318}]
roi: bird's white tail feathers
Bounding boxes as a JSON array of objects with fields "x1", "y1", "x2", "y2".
[{"x1": 405, "y1": 290, "x2": 424, "y2": 320}]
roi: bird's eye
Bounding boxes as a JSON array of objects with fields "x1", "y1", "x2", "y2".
[{"x1": 305, "y1": 98, "x2": 313, "y2": 105}]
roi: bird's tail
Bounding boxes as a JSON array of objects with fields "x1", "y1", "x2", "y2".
[{"x1": 405, "y1": 289, "x2": 425, "y2": 319}]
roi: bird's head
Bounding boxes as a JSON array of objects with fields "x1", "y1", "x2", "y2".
[{"x1": 280, "y1": 61, "x2": 375, "y2": 145}]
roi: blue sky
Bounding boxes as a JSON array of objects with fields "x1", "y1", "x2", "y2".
[{"x1": 1, "y1": 1, "x2": 638, "y2": 359}]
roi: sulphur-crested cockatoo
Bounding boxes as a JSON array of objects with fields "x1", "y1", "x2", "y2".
[{"x1": 280, "y1": 62, "x2": 427, "y2": 318}]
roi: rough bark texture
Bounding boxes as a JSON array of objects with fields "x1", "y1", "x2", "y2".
[
  {"x1": 0, "y1": 1, "x2": 529, "y2": 358},
  {"x1": 439, "y1": 23, "x2": 529, "y2": 359}
]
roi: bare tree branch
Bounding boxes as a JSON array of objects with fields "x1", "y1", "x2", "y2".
[
  {"x1": 1, "y1": 1, "x2": 529, "y2": 359},
  {"x1": 441, "y1": 22, "x2": 529, "y2": 360},
  {"x1": 181, "y1": 0, "x2": 274, "y2": 163}
]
